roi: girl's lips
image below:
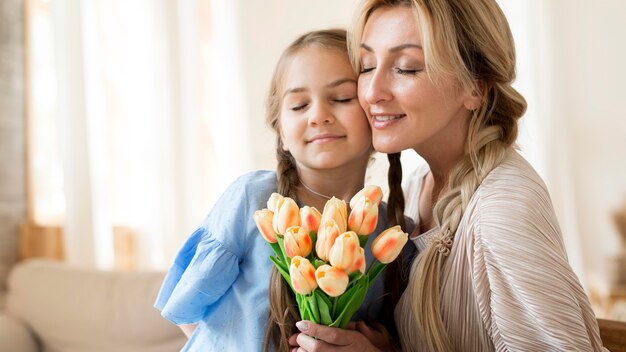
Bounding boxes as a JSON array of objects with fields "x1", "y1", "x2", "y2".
[{"x1": 307, "y1": 134, "x2": 345, "y2": 144}]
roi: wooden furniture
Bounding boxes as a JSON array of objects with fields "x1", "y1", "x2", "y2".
[{"x1": 598, "y1": 318, "x2": 626, "y2": 352}]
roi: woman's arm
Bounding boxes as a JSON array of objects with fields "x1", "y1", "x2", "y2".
[{"x1": 289, "y1": 320, "x2": 394, "y2": 352}]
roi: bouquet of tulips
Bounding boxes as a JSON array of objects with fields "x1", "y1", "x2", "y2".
[{"x1": 253, "y1": 185, "x2": 408, "y2": 328}]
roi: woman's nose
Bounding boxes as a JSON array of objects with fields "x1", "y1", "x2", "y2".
[{"x1": 363, "y1": 70, "x2": 392, "y2": 105}]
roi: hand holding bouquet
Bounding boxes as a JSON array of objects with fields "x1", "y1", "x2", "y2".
[{"x1": 253, "y1": 186, "x2": 409, "y2": 328}]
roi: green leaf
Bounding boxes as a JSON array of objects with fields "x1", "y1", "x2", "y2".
[
  {"x1": 313, "y1": 259, "x2": 326, "y2": 269},
  {"x1": 334, "y1": 274, "x2": 367, "y2": 315},
  {"x1": 268, "y1": 242, "x2": 283, "y2": 262},
  {"x1": 269, "y1": 256, "x2": 293, "y2": 292},
  {"x1": 277, "y1": 236, "x2": 291, "y2": 266},
  {"x1": 366, "y1": 262, "x2": 387, "y2": 290},
  {"x1": 306, "y1": 295, "x2": 321, "y2": 324},
  {"x1": 314, "y1": 290, "x2": 333, "y2": 326},
  {"x1": 358, "y1": 234, "x2": 369, "y2": 248}
]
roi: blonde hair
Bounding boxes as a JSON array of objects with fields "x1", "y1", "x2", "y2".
[{"x1": 349, "y1": 0, "x2": 527, "y2": 350}]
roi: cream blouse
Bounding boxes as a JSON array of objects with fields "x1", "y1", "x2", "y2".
[{"x1": 398, "y1": 150, "x2": 606, "y2": 351}]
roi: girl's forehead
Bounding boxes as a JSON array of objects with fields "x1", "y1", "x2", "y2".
[{"x1": 279, "y1": 46, "x2": 355, "y2": 93}]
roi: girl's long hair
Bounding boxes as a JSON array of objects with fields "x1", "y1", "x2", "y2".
[
  {"x1": 349, "y1": 0, "x2": 527, "y2": 350},
  {"x1": 262, "y1": 28, "x2": 409, "y2": 351}
]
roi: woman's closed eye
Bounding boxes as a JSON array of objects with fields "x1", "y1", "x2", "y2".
[
  {"x1": 395, "y1": 67, "x2": 422, "y2": 75},
  {"x1": 360, "y1": 66, "x2": 375, "y2": 74}
]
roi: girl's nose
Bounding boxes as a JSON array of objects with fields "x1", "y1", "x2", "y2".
[{"x1": 308, "y1": 103, "x2": 335, "y2": 125}]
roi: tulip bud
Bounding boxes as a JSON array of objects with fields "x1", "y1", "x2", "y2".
[
  {"x1": 321, "y1": 197, "x2": 347, "y2": 233},
  {"x1": 267, "y1": 193, "x2": 284, "y2": 212},
  {"x1": 352, "y1": 247, "x2": 366, "y2": 274},
  {"x1": 300, "y1": 206, "x2": 321, "y2": 234},
  {"x1": 289, "y1": 256, "x2": 318, "y2": 295},
  {"x1": 253, "y1": 209, "x2": 277, "y2": 243},
  {"x1": 284, "y1": 226, "x2": 313, "y2": 258},
  {"x1": 347, "y1": 196, "x2": 379, "y2": 235},
  {"x1": 349, "y1": 185, "x2": 383, "y2": 209},
  {"x1": 273, "y1": 197, "x2": 300, "y2": 234},
  {"x1": 371, "y1": 225, "x2": 409, "y2": 264},
  {"x1": 315, "y1": 265, "x2": 349, "y2": 297},
  {"x1": 316, "y1": 219, "x2": 341, "y2": 261},
  {"x1": 329, "y1": 231, "x2": 360, "y2": 272}
]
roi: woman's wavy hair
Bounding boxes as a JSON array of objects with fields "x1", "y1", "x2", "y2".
[{"x1": 349, "y1": 0, "x2": 527, "y2": 350}]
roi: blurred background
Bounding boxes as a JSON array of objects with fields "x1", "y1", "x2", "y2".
[{"x1": 1, "y1": 0, "x2": 626, "y2": 349}]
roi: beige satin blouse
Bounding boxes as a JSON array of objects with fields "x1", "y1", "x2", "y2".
[{"x1": 398, "y1": 150, "x2": 606, "y2": 351}]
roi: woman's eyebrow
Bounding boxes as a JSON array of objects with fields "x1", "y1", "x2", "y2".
[{"x1": 360, "y1": 43, "x2": 423, "y2": 52}]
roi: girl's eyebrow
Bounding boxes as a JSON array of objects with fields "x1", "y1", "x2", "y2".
[
  {"x1": 283, "y1": 78, "x2": 356, "y2": 98},
  {"x1": 360, "y1": 43, "x2": 423, "y2": 52}
]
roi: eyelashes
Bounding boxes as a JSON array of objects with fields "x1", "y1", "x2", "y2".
[
  {"x1": 359, "y1": 66, "x2": 423, "y2": 75},
  {"x1": 289, "y1": 98, "x2": 355, "y2": 112}
]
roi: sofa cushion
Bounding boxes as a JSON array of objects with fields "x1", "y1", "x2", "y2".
[
  {"x1": 0, "y1": 312, "x2": 39, "y2": 352},
  {"x1": 6, "y1": 259, "x2": 186, "y2": 352}
]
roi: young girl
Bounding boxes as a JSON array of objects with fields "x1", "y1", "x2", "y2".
[{"x1": 154, "y1": 29, "x2": 411, "y2": 352}]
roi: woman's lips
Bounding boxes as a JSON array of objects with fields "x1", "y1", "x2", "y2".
[{"x1": 370, "y1": 114, "x2": 406, "y2": 129}]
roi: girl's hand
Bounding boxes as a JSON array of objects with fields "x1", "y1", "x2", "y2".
[{"x1": 288, "y1": 320, "x2": 394, "y2": 352}]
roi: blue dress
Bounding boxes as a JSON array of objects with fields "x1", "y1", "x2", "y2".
[{"x1": 154, "y1": 170, "x2": 414, "y2": 351}]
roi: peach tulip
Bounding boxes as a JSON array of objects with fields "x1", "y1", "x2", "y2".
[
  {"x1": 315, "y1": 265, "x2": 349, "y2": 297},
  {"x1": 371, "y1": 225, "x2": 409, "y2": 264},
  {"x1": 315, "y1": 219, "x2": 341, "y2": 261},
  {"x1": 272, "y1": 197, "x2": 300, "y2": 234},
  {"x1": 284, "y1": 226, "x2": 313, "y2": 258},
  {"x1": 349, "y1": 185, "x2": 383, "y2": 209},
  {"x1": 253, "y1": 209, "x2": 276, "y2": 243},
  {"x1": 352, "y1": 247, "x2": 366, "y2": 274},
  {"x1": 300, "y1": 206, "x2": 321, "y2": 234},
  {"x1": 267, "y1": 193, "x2": 284, "y2": 212},
  {"x1": 347, "y1": 196, "x2": 379, "y2": 235},
  {"x1": 321, "y1": 197, "x2": 347, "y2": 233},
  {"x1": 329, "y1": 231, "x2": 360, "y2": 272},
  {"x1": 289, "y1": 256, "x2": 317, "y2": 295}
]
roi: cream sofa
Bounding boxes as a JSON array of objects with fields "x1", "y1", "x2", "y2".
[{"x1": 0, "y1": 259, "x2": 186, "y2": 352}]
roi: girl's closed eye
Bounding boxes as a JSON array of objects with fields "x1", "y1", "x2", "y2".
[
  {"x1": 334, "y1": 96, "x2": 356, "y2": 103},
  {"x1": 291, "y1": 102, "x2": 309, "y2": 111}
]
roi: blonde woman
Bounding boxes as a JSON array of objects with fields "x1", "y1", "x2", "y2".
[{"x1": 290, "y1": 0, "x2": 607, "y2": 351}]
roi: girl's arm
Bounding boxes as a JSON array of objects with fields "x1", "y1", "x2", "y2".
[{"x1": 179, "y1": 323, "x2": 198, "y2": 338}]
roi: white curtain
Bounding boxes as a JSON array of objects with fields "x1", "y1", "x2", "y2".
[
  {"x1": 498, "y1": 0, "x2": 586, "y2": 282},
  {"x1": 49, "y1": 0, "x2": 250, "y2": 270}
]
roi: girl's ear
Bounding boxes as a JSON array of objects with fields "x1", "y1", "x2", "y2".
[{"x1": 463, "y1": 81, "x2": 483, "y2": 111}]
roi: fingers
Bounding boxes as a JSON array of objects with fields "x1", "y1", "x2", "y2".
[
  {"x1": 289, "y1": 333, "x2": 300, "y2": 347},
  {"x1": 296, "y1": 320, "x2": 354, "y2": 346}
]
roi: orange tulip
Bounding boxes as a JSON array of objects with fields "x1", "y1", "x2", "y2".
[
  {"x1": 371, "y1": 225, "x2": 409, "y2": 264},
  {"x1": 267, "y1": 193, "x2": 284, "y2": 212},
  {"x1": 315, "y1": 219, "x2": 341, "y2": 261},
  {"x1": 253, "y1": 208, "x2": 276, "y2": 243},
  {"x1": 329, "y1": 231, "x2": 360, "y2": 272},
  {"x1": 315, "y1": 265, "x2": 349, "y2": 297},
  {"x1": 272, "y1": 197, "x2": 300, "y2": 234},
  {"x1": 351, "y1": 247, "x2": 366, "y2": 274},
  {"x1": 349, "y1": 185, "x2": 383, "y2": 209},
  {"x1": 289, "y1": 256, "x2": 318, "y2": 295},
  {"x1": 321, "y1": 197, "x2": 347, "y2": 233},
  {"x1": 284, "y1": 226, "x2": 313, "y2": 258},
  {"x1": 300, "y1": 206, "x2": 321, "y2": 234},
  {"x1": 347, "y1": 196, "x2": 379, "y2": 235}
]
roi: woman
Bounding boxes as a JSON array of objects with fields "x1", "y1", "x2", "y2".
[{"x1": 290, "y1": 0, "x2": 607, "y2": 351}]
